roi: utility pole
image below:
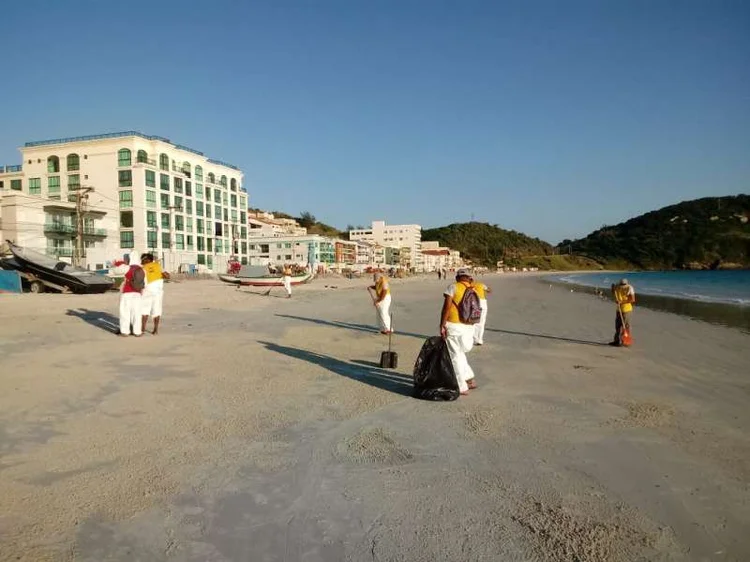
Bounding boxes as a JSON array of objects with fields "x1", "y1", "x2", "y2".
[
  {"x1": 70, "y1": 186, "x2": 93, "y2": 267},
  {"x1": 167, "y1": 204, "x2": 182, "y2": 271}
]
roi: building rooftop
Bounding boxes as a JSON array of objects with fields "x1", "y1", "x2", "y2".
[{"x1": 22, "y1": 131, "x2": 241, "y2": 171}]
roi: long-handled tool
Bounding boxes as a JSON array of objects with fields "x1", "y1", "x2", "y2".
[
  {"x1": 617, "y1": 306, "x2": 633, "y2": 347},
  {"x1": 379, "y1": 312, "x2": 398, "y2": 368}
]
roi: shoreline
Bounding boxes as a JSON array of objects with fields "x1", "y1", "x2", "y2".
[{"x1": 544, "y1": 276, "x2": 750, "y2": 331}]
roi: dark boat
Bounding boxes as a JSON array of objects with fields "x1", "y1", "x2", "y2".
[{"x1": 6, "y1": 241, "x2": 114, "y2": 294}]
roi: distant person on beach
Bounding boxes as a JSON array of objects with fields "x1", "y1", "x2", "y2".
[
  {"x1": 440, "y1": 268, "x2": 478, "y2": 395},
  {"x1": 611, "y1": 278, "x2": 636, "y2": 346},
  {"x1": 282, "y1": 264, "x2": 292, "y2": 298},
  {"x1": 472, "y1": 277, "x2": 492, "y2": 345},
  {"x1": 368, "y1": 272, "x2": 392, "y2": 334},
  {"x1": 141, "y1": 253, "x2": 169, "y2": 335},
  {"x1": 437, "y1": 269, "x2": 442, "y2": 280},
  {"x1": 119, "y1": 251, "x2": 144, "y2": 337}
]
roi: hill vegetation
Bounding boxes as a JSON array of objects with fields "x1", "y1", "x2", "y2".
[
  {"x1": 561, "y1": 195, "x2": 750, "y2": 270},
  {"x1": 422, "y1": 222, "x2": 554, "y2": 267}
]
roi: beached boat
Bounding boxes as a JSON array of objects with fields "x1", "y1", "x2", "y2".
[
  {"x1": 218, "y1": 265, "x2": 313, "y2": 287},
  {"x1": 5, "y1": 241, "x2": 114, "y2": 294}
]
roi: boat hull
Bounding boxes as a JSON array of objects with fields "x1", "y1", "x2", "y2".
[{"x1": 218, "y1": 273, "x2": 313, "y2": 287}]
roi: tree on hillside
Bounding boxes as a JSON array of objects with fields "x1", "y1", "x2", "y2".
[{"x1": 298, "y1": 211, "x2": 317, "y2": 228}]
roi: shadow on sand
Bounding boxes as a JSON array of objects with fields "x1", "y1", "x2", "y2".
[
  {"x1": 486, "y1": 328, "x2": 609, "y2": 347},
  {"x1": 258, "y1": 340, "x2": 413, "y2": 397},
  {"x1": 66, "y1": 308, "x2": 119, "y2": 334},
  {"x1": 275, "y1": 314, "x2": 429, "y2": 340}
]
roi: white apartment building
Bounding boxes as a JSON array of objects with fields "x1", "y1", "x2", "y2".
[
  {"x1": 248, "y1": 234, "x2": 336, "y2": 268},
  {"x1": 0, "y1": 131, "x2": 247, "y2": 272},
  {"x1": 348, "y1": 220, "x2": 423, "y2": 270},
  {"x1": 420, "y1": 241, "x2": 463, "y2": 271}
]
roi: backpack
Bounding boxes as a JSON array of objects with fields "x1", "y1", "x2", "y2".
[
  {"x1": 456, "y1": 285, "x2": 482, "y2": 325},
  {"x1": 130, "y1": 266, "x2": 145, "y2": 291}
]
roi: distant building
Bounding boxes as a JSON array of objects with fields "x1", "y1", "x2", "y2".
[
  {"x1": 334, "y1": 240, "x2": 357, "y2": 267},
  {"x1": 247, "y1": 234, "x2": 336, "y2": 268},
  {"x1": 247, "y1": 211, "x2": 307, "y2": 238},
  {"x1": 348, "y1": 220, "x2": 423, "y2": 270},
  {"x1": 421, "y1": 241, "x2": 463, "y2": 271}
]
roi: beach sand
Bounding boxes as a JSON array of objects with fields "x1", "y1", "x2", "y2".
[{"x1": 0, "y1": 274, "x2": 748, "y2": 561}]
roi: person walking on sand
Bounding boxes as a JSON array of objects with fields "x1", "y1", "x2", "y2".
[
  {"x1": 611, "y1": 278, "x2": 635, "y2": 346},
  {"x1": 119, "y1": 251, "x2": 145, "y2": 337},
  {"x1": 368, "y1": 272, "x2": 392, "y2": 334},
  {"x1": 282, "y1": 264, "x2": 293, "y2": 298},
  {"x1": 140, "y1": 253, "x2": 169, "y2": 335},
  {"x1": 472, "y1": 277, "x2": 492, "y2": 345},
  {"x1": 440, "y1": 269, "x2": 478, "y2": 395}
]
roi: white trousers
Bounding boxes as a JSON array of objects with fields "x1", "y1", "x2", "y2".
[
  {"x1": 282, "y1": 275, "x2": 292, "y2": 295},
  {"x1": 445, "y1": 322, "x2": 475, "y2": 393},
  {"x1": 141, "y1": 289, "x2": 163, "y2": 317},
  {"x1": 375, "y1": 293, "x2": 392, "y2": 331},
  {"x1": 119, "y1": 292, "x2": 142, "y2": 336},
  {"x1": 473, "y1": 299, "x2": 488, "y2": 344}
]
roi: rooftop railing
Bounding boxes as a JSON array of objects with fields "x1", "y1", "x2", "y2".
[
  {"x1": 23, "y1": 131, "x2": 240, "y2": 170},
  {"x1": 0, "y1": 165, "x2": 22, "y2": 173}
]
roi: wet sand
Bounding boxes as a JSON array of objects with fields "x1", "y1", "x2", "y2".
[{"x1": 0, "y1": 274, "x2": 748, "y2": 561}]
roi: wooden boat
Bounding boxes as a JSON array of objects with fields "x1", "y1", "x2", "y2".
[
  {"x1": 218, "y1": 265, "x2": 313, "y2": 287},
  {"x1": 6, "y1": 241, "x2": 114, "y2": 294}
]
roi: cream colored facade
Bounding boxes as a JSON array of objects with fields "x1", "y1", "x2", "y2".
[
  {"x1": 0, "y1": 131, "x2": 247, "y2": 272},
  {"x1": 348, "y1": 220, "x2": 423, "y2": 270}
]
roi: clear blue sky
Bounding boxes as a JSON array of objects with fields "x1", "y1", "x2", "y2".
[{"x1": 0, "y1": 0, "x2": 747, "y2": 243}]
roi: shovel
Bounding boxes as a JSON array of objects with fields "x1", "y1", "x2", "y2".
[{"x1": 379, "y1": 313, "x2": 398, "y2": 368}]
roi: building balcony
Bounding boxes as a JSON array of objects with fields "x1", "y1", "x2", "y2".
[
  {"x1": 0, "y1": 164, "x2": 22, "y2": 174},
  {"x1": 135, "y1": 158, "x2": 157, "y2": 167},
  {"x1": 44, "y1": 223, "x2": 107, "y2": 236},
  {"x1": 47, "y1": 247, "x2": 74, "y2": 257}
]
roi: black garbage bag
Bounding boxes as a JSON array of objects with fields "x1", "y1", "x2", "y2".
[{"x1": 413, "y1": 336, "x2": 460, "y2": 401}]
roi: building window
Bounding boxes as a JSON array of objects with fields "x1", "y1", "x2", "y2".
[
  {"x1": 118, "y1": 170, "x2": 132, "y2": 187},
  {"x1": 119, "y1": 190, "x2": 133, "y2": 208},
  {"x1": 174, "y1": 196, "x2": 183, "y2": 210},
  {"x1": 207, "y1": 238, "x2": 213, "y2": 252},
  {"x1": 223, "y1": 209, "x2": 228, "y2": 222},
  {"x1": 175, "y1": 215, "x2": 184, "y2": 231},
  {"x1": 120, "y1": 231, "x2": 134, "y2": 248},
  {"x1": 240, "y1": 211, "x2": 246, "y2": 223},
  {"x1": 161, "y1": 194, "x2": 170, "y2": 209},
  {"x1": 186, "y1": 217, "x2": 193, "y2": 232},
  {"x1": 120, "y1": 211, "x2": 134, "y2": 228},
  {"x1": 215, "y1": 222, "x2": 223, "y2": 237},
  {"x1": 230, "y1": 194, "x2": 237, "y2": 208},
  {"x1": 146, "y1": 190, "x2": 156, "y2": 208},
  {"x1": 187, "y1": 235, "x2": 194, "y2": 250},
  {"x1": 240, "y1": 226, "x2": 247, "y2": 238},
  {"x1": 147, "y1": 230, "x2": 158, "y2": 249},
  {"x1": 48, "y1": 176, "x2": 61, "y2": 193},
  {"x1": 196, "y1": 201, "x2": 204, "y2": 216},
  {"x1": 67, "y1": 153, "x2": 80, "y2": 171},
  {"x1": 220, "y1": 175, "x2": 227, "y2": 187},
  {"x1": 159, "y1": 153, "x2": 169, "y2": 171},
  {"x1": 28, "y1": 178, "x2": 41, "y2": 194},
  {"x1": 174, "y1": 177, "x2": 183, "y2": 193},
  {"x1": 230, "y1": 178, "x2": 237, "y2": 191},
  {"x1": 118, "y1": 148, "x2": 131, "y2": 167},
  {"x1": 161, "y1": 213, "x2": 170, "y2": 228},
  {"x1": 231, "y1": 210, "x2": 238, "y2": 222},
  {"x1": 160, "y1": 173, "x2": 170, "y2": 191},
  {"x1": 222, "y1": 191, "x2": 228, "y2": 205},
  {"x1": 10, "y1": 179, "x2": 22, "y2": 191},
  {"x1": 47, "y1": 155, "x2": 60, "y2": 173},
  {"x1": 216, "y1": 239, "x2": 223, "y2": 253},
  {"x1": 214, "y1": 205, "x2": 221, "y2": 218},
  {"x1": 147, "y1": 211, "x2": 157, "y2": 228},
  {"x1": 162, "y1": 233, "x2": 171, "y2": 248},
  {"x1": 196, "y1": 183, "x2": 203, "y2": 199},
  {"x1": 137, "y1": 150, "x2": 148, "y2": 164},
  {"x1": 205, "y1": 187, "x2": 212, "y2": 200},
  {"x1": 185, "y1": 181, "x2": 192, "y2": 197},
  {"x1": 214, "y1": 190, "x2": 221, "y2": 204},
  {"x1": 68, "y1": 174, "x2": 80, "y2": 189},
  {"x1": 241, "y1": 241, "x2": 247, "y2": 254},
  {"x1": 197, "y1": 237, "x2": 205, "y2": 251},
  {"x1": 206, "y1": 205, "x2": 212, "y2": 218},
  {"x1": 240, "y1": 196, "x2": 246, "y2": 208},
  {"x1": 197, "y1": 252, "x2": 205, "y2": 264},
  {"x1": 185, "y1": 199, "x2": 193, "y2": 215},
  {"x1": 195, "y1": 165, "x2": 203, "y2": 181},
  {"x1": 207, "y1": 172, "x2": 215, "y2": 184},
  {"x1": 197, "y1": 219, "x2": 204, "y2": 234},
  {"x1": 175, "y1": 234, "x2": 185, "y2": 250},
  {"x1": 145, "y1": 170, "x2": 156, "y2": 187}
]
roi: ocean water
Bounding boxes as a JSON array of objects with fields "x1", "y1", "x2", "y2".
[{"x1": 549, "y1": 270, "x2": 750, "y2": 307}]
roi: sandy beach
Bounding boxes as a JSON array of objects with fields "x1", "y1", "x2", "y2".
[{"x1": 0, "y1": 273, "x2": 748, "y2": 561}]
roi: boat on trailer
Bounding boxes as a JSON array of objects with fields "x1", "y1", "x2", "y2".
[
  {"x1": 218, "y1": 264, "x2": 313, "y2": 287},
  {"x1": 4, "y1": 241, "x2": 114, "y2": 294}
]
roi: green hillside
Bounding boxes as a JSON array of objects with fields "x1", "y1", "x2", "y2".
[
  {"x1": 562, "y1": 195, "x2": 750, "y2": 270},
  {"x1": 422, "y1": 222, "x2": 553, "y2": 266}
]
